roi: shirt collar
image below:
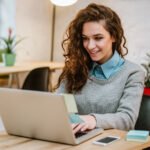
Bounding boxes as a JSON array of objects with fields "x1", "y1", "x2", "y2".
[{"x1": 92, "y1": 51, "x2": 122, "y2": 79}]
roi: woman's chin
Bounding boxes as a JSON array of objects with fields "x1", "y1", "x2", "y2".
[{"x1": 91, "y1": 57, "x2": 101, "y2": 63}]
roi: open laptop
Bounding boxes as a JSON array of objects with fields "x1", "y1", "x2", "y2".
[{"x1": 0, "y1": 88, "x2": 103, "y2": 145}]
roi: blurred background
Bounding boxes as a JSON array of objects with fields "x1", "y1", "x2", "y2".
[
  {"x1": 0, "y1": 0, "x2": 150, "y2": 132},
  {"x1": 0, "y1": 0, "x2": 150, "y2": 87}
]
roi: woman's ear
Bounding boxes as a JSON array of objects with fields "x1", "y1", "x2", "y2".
[{"x1": 112, "y1": 36, "x2": 116, "y2": 42}]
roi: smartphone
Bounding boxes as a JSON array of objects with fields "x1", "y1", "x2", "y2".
[{"x1": 93, "y1": 136, "x2": 120, "y2": 146}]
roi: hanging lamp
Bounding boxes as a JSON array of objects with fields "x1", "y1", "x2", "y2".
[{"x1": 50, "y1": 0, "x2": 78, "y2": 6}]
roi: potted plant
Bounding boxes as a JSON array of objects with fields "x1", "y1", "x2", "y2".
[
  {"x1": 0, "y1": 28, "x2": 23, "y2": 66},
  {"x1": 141, "y1": 53, "x2": 150, "y2": 96}
]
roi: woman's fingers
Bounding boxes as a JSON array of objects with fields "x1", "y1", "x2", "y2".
[
  {"x1": 71, "y1": 123, "x2": 79, "y2": 129},
  {"x1": 79, "y1": 115, "x2": 96, "y2": 130},
  {"x1": 80, "y1": 123, "x2": 89, "y2": 132},
  {"x1": 71, "y1": 114, "x2": 97, "y2": 134},
  {"x1": 73, "y1": 124, "x2": 82, "y2": 134},
  {"x1": 73, "y1": 123, "x2": 88, "y2": 134}
]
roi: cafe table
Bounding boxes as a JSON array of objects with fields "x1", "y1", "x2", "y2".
[
  {"x1": 0, "y1": 129, "x2": 150, "y2": 150},
  {"x1": 0, "y1": 61, "x2": 64, "y2": 88}
]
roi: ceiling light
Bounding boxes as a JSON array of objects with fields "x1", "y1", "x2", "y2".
[{"x1": 50, "y1": 0, "x2": 78, "y2": 6}]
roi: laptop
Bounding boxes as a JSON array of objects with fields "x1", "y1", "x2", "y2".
[{"x1": 0, "y1": 88, "x2": 103, "y2": 145}]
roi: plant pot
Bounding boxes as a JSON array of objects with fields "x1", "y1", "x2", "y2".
[
  {"x1": 0, "y1": 50, "x2": 6, "y2": 62},
  {"x1": 2, "y1": 53, "x2": 16, "y2": 66},
  {"x1": 143, "y1": 87, "x2": 150, "y2": 96}
]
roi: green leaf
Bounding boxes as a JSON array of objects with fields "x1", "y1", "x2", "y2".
[
  {"x1": 0, "y1": 35, "x2": 25, "y2": 53},
  {"x1": 145, "y1": 79, "x2": 150, "y2": 88}
]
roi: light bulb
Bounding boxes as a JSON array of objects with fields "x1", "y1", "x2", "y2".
[{"x1": 50, "y1": 0, "x2": 78, "y2": 6}]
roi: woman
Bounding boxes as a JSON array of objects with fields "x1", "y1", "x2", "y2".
[{"x1": 55, "y1": 3, "x2": 145, "y2": 133}]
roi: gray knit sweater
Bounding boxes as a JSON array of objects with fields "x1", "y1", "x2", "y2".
[{"x1": 56, "y1": 60, "x2": 145, "y2": 130}]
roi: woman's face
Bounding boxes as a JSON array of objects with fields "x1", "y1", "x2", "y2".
[{"x1": 82, "y1": 21, "x2": 115, "y2": 64}]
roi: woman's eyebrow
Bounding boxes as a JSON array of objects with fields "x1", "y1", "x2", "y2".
[{"x1": 82, "y1": 33, "x2": 103, "y2": 37}]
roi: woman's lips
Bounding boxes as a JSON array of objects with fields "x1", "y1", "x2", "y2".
[{"x1": 89, "y1": 49, "x2": 101, "y2": 55}]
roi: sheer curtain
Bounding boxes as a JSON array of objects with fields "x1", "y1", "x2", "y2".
[
  {"x1": 0, "y1": 0, "x2": 16, "y2": 39},
  {"x1": 0, "y1": 0, "x2": 15, "y2": 130}
]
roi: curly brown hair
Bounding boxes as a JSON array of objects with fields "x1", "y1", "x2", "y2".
[{"x1": 55, "y1": 3, "x2": 128, "y2": 93}]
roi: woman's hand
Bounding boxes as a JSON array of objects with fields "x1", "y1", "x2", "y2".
[{"x1": 71, "y1": 115, "x2": 96, "y2": 134}]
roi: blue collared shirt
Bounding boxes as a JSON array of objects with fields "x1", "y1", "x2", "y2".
[{"x1": 90, "y1": 51, "x2": 125, "y2": 79}]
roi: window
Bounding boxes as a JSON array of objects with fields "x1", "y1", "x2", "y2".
[{"x1": 0, "y1": 0, "x2": 15, "y2": 42}]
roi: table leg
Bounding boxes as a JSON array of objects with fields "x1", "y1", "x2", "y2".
[
  {"x1": 8, "y1": 73, "x2": 20, "y2": 88},
  {"x1": 8, "y1": 74, "x2": 13, "y2": 88}
]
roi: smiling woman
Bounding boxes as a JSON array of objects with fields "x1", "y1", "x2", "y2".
[
  {"x1": 55, "y1": 3, "x2": 145, "y2": 133},
  {"x1": 82, "y1": 21, "x2": 115, "y2": 64}
]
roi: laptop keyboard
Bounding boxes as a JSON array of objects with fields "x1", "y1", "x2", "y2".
[
  {"x1": 75, "y1": 127, "x2": 101, "y2": 138},
  {"x1": 75, "y1": 131, "x2": 88, "y2": 138}
]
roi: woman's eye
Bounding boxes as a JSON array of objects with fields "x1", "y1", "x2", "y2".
[
  {"x1": 82, "y1": 37, "x2": 88, "y2": 41},
  {"x1": 95, "y1": 37, "x2": 103, "y2": 40}
]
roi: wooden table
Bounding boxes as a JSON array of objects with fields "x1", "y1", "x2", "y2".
[
  {"x1": 0, "y1": 129, "x2": 150, "y2": 150},
  {"x1": 0, "y1": 61, "x2": 64, "y2": 89},
  {"x1": 0, "y1": 62, "x2": 64, "y2": 75}
]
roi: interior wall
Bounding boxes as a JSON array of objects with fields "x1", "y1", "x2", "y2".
[
  {"x1": 15, "y1": 0, "x2": 150, "y2": 64},
  {"x1": 14, "y1": 0, "x2": 150, "y2": 87},
  {"x1": 53, "y1": 0, "x2": 150, "y2": 65},
  {"x1": 16, "y1": 0, "x2": 52, "y2": 62}
]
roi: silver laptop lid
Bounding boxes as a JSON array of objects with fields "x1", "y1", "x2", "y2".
[{"x1": 0, "y1": 88, "x2": 77, "y2": 144}]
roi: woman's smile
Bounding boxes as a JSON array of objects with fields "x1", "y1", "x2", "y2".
[{"x1": 82, "y1": 21, "x2": 115, "y2": 64}]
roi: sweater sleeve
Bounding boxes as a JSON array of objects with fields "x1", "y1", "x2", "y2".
[
  {"x1": 55, "y1": 81, "x2": 67, "y2": 93},
  {"x1": 92, "y1": 69, "x2": 145, "y2": 131}
]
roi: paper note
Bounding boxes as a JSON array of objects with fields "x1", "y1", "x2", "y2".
[
  {"x1": 126, "y1": 130, "x2": 149, "y2": 142},
  {"x1": 62, "y1": 94, "x2": 78, "y2": 113}
]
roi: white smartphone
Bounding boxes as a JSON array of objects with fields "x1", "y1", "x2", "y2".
[{"x1": 93, "y1": 136, "x2": 120, "y2": 146}]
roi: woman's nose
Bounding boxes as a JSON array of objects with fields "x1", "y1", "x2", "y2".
[{"x1": 87, "y1": 39, "x2": 96, "y2": 50}]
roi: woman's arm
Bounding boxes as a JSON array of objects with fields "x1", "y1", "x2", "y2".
[
  {"x1": 79, "y1": 69, "x2": 145, "y2": 131},
  {"x1": 56, "y1": 68, "x2": 145, "y2": 132}
]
